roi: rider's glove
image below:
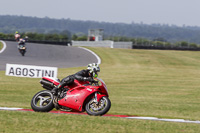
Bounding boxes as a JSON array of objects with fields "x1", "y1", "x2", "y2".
[{"x1": 84, "y1": 77, "x2": 94, "y2": 82}]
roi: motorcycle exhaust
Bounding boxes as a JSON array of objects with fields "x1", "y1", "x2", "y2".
[
  {"x1": 40, "y1": 79, "x2": 54, "y2": 87},
  {"x1": 42, "y1": 85, "x2": 53, "y2": 90}
]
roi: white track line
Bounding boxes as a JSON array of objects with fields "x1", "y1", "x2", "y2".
[
  {"x1": 1, "y1": 107, "x2": 200, "y2": 124},
  {"x1": 78, "y1": 47, "x2": 101, "y2": 64},
  {"x1": 127, "y1": 117, "x2": 200, "y2": 124},
  {"x1": 0, "y1": 107, "x2": 23, "y2": 110},
  {"x1": 0, "y1": 40, "x2": 6, "y2": 53}
]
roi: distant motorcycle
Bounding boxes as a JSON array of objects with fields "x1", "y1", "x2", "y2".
[
  {"x1": 31, "y1": 77, "x2": 111, "y2": 116},
  {"x1": 18, "y1": 38, "x2": 26, "y2": 56},
  {"x1": 18, "y1": 44, "x2": 26, "y2": 56}
]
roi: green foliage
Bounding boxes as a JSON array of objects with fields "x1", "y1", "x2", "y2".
[
  {"x1": 152, "y1": 41, "x2": 164, "y2": 46},
  {"x1": 26, "y1": 32, "x2": 45, "y2": 41},
  {"x1": 0, "y1": 31, "x2": 199, "y2": 49},
  {"x1": 0, "y1": 32, "x2": 70, "y2": 42},
  {"x1": 45, "y1": 34, "x2": 59, "y2": 41},
  {"x1": 174, "y1": 41, "x2": 189, "y2": 47},
  {"x1": 105, "y1": 36, "x2": 132, "y2": 42},
  {"x1": 72, "y1": 34, "x2": 78, "y2": 40},
  {"x1": 189, "y1": 43, "x2": 198, "y2": 48},
  {"x1": 76, "y1": 35, "x2": 87, "y2": 41},
  {"x1": 180, "y1": 41, "x2": 189, "y2": 47},
  {"x1": 0, "y1": 41, "x2": 2, "y2": 50},
  {"x1": 1, "y1": 15, "x2": 200, "y2": 43},
  {"x1": 0, "y1": 33, "x2": 6, "y2": 38},
  {"x1": 134, "y1": 38, "x2": 145, "y2": 45},
  {"x1": 165, "y1": 42, "x2": 172, "y2": 47}
]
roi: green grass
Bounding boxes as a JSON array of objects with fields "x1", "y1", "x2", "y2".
[
  {"x1": 0, "y1": 111, "x2": 199, "y2": 133},
  {"x1": 1, "y1": 47, "x2": 200, "y2": 132},
  {"x1": 0, "y1": 41, "x2": 3, "y2": 51}
]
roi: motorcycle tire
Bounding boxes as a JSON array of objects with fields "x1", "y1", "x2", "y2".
[
  {"x1": 20, "y1": 50, "x2": 25, "y2": 56},
  {"x1": 85, "y1": 96, "x2": 111, "y2": 116},
  {"x1": 31, "y1": 90, "x2": 54, "y2": 112}
]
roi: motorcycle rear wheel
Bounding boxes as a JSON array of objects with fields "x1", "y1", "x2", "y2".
[
  {"x1": 31, "y1": 90, "x2": 54, "y2": 112},
  {"x1": 85, "y1": 96, "x2": 111, "y2": 116}
]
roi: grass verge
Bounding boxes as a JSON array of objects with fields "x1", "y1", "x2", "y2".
[
  {"x1": 0, "y1": 41, "x2": 3, "y2": 51},
  {"x1": 1, "y1": 47, "x2": 200, "y2": 132}
]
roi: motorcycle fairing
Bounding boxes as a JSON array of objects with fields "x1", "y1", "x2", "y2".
[
  {"x1": 96, "y1": 93, "x2": 107, "y2": 103},
  {"x1": 58, "y1": 85, "x2": 100, "y2": 111}
]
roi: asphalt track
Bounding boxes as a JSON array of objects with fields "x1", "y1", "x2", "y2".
[{"x1": 0, "y1": 41, "x2": 98, "y2": 71}]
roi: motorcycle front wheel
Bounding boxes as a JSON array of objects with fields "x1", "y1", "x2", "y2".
[
  {"x1": 31, "y1": 90, "x2": 54, "y2": 112},
  {"x1": 20, "y1": 50, "x2": 25, "y2": 56},
  {"x1": 85, "y1": 96, "x2": 111, "y2": 116}
]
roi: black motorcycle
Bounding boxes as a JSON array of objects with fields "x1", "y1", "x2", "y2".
[
  {"x1": 18, "y1": 38, "x2": 27, "y2": 56},
  {"x1": 18, "y1": 44, "x2": 26, "y2": 56}
]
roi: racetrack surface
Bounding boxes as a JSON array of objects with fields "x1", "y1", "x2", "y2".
[{"x1": 0, "y1": 41, "x2": 98, "y2": 70}]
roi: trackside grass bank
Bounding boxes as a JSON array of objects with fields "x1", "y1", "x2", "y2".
[
  {"x1": 0, "y1": 41, "x2": 3, "y2": 51},
  {"x1": 1, "y1": 110, "x2": 200, "y2": 133},
  {"x1": 1, "y1": 47, "x2": 200, "y2": 132}
]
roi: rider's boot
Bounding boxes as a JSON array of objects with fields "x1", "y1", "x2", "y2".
[
  {"x1": 51, "y1": 82, "x2": 66, "y2": 95},
  {"x1": 51, "y1": 87, "x2": 59, "y2": 95}
]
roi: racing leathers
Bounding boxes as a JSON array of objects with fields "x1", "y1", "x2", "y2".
[
  {"x1": 18, "y1": 39, "x2": 25, "y2": 45},
  {"x1": 17, "y1": 39, "x2": 26, "y2": 51},
  {"x1": 15, "y1": 33, "x2": 21, "y2": 42},
  {"x1": 52, "y1": 69, "x2": 94, "y2": 94}
]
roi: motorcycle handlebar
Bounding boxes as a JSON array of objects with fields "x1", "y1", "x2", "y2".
[{"x1": 90, "y1": 80, "x2": 99, "y2": 86}]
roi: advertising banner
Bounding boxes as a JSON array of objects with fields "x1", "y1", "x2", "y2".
[{"x1": 5, "y1": 64, "x2": 57, "y2": 78}]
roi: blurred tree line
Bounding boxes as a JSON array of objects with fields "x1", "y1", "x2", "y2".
[
  {"x1": 1, "y1": 15, "x2": 200, "y2": 44},
  {"x1": 0, "y1": 32, "x2": 88, "y2": 42},
  {"x1": 0, "y1": 32, "x2": 69, "y2": 42},
  {"x1": 0, "y1": 32, "x2": 198, "y2": 48}
]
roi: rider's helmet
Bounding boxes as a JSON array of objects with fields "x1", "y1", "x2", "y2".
[{"x1": 87, "y1": 63, "x2": 100, "y2": 78}]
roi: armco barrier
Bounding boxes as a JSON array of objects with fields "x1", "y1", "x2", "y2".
[
  {"x1": 132, "y1": 45, "x2": 200, "y2": 51},
  {"x1": 113, "y1": 42, "x2": 132, "y2": 49},
  {"x1": 72, "y1": 41, "x2": 133, "y2": 49},
  {"x1": 72, "y1": 41, "x2": 113, "y2": 48}
]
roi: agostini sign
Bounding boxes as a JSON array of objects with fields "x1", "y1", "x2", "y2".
[{"x1": 5, "y1": 64, "x2": 57, "y2": 78}]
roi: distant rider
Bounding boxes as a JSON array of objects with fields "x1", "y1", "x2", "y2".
[
  {"x1": 17, "y1": 38, "x2": 26, "y2": 51},
  {"x1": 52, "y1": 63, "x2": 100, "y2": 95},
  {"x1": 15, "y1": 31, "x2": 21, "y2": 42},
  {"x1": 18, "y1": 38, "x2": 26, "y2": 45}
]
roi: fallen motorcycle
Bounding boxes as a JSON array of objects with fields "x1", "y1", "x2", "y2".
[{"x1": 31, "y1": 77, "x2": 111, "y2": 116}]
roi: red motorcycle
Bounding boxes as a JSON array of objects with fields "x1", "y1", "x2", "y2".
[{"x1": 31, "y1": 77, "x2": 111, "y2": 116}]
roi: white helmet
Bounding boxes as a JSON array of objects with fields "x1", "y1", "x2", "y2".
[{"x1": 87, "y1": 63, "x2": 100, "y2": 78}]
